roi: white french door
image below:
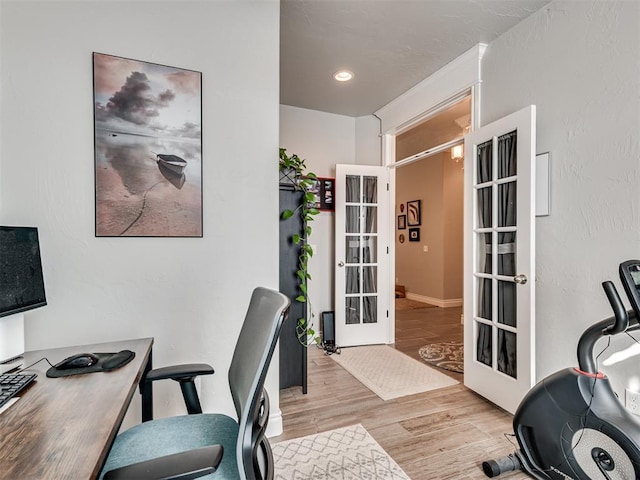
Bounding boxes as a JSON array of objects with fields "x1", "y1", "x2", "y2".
[
  {"x1": 334, "y1": 164, "x2": 390, "y2": 347},
  {"x1": 463, "y1": 105, "x2": 536, "y2": 414}
]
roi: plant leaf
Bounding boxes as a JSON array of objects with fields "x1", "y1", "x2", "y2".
[{"x1": 281, "y1": 210, "x2": 294, "y2": 219}]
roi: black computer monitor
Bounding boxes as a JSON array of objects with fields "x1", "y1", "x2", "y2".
[{"x1": 0, "y1": 226, "x2": 47, "y2": 318}]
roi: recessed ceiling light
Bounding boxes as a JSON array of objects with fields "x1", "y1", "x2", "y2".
[{"x1": 333, "y1": 70, "x2": 354, "y2": 82}]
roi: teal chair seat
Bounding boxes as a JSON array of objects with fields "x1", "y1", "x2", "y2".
[{"x1": 101, "y1": 414, "x2": 239, "y2": 479}]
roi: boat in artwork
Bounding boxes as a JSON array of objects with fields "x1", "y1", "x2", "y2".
[{"x1": 155, "y1": 154, "x2": 187, "y2": 175}]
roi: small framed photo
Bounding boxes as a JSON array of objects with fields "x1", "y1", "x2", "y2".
[
  {"x1": 308, "y1": 177, "x2": 335, "y2": 211},
  {"x1": 397, "y1": 215, "x2": 406, "y2": 230},
  {"x1": 409, "y1": 228, "x2": 420, "y2": 242},
  {"x1": 407, "y1": 200, "x2": 421, "y2": 226}
]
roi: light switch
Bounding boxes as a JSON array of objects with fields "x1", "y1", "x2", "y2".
[{"x1": 423, "y1": 245, "x2": 428, "y2": 252}]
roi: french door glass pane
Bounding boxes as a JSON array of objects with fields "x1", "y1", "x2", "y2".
[
  {"x1": 477, "y1": 188, "x2": 492, "y2": 228},
  {"x1": 363, "y1": 236, "x2": 377, "y2": 263},
  {"x1": 476, "y1": 323, "x2": 492, "y2": 366},
  {"x1": 477, "y1": 140, "x2": 492, "y2": 183},
  {"x1": 345, "y1": 267, "x2": 359, "y2": 294},
  {"x1": 363, "y1": 176, "x2": 377, "y2": 203},
  {"x1": 478, "y1": 233, "x2": 492, "y2": 274},
  {"x1": 346, "y1": 236, "x2": 360, "y2": 263},
  {"x1": 498, "y1": 281, "x2": 516, "y2": 327},
  {"x1": 346, "y1": 206, "x2": 360, "y2": 233},
  {"x1": 498, "y1": 329, "x2": 517, "y2": 378},
  {"x1": 478, "y1": 278, "x2": 492, "y2": 320},
  {"x1": 364, "y1": 206, "x2": 377, "y2": 233},
  {"x1": 346, "y1": 297, "x2": 360, "y2": 325},
  {"x1": 363, "y1": 296, "x2": 377, "y2": 323},
  {"x1": 498, "y1": 232, "x2": 516, "y2": 276},
  {"x1": 363, "y1": 266, "x2": 377, "y2": 293},
  {"x1": 498, "y1": 131, "x2": 517, "y2": 178},
  {"x1": 498, "y1": 182, "x2": 516, "y2": 227},
  {"x1": 346, "y1": 175, "x2": 360, "y2": 203}
]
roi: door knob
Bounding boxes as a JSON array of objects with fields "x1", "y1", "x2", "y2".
[
  {"x1": 514, "y1": 274, "x2": 528, "y2": 285},
  {"x1": 338, "y1": 261, "x2": 345, "y2": 267}
]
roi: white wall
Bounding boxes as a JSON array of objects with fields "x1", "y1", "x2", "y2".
[
  {"x1": 481, "y1": 0, "x2": 640, "y2": 389},
  {"x1": 0, "y1": 1, "x2": 282, "y2": 431},
  {"x1": 355, "y1": 115, "x2": 382, "y2": 165},
  {"x1": 279, "y1": 105, "x2": 356, "y2": 333}
]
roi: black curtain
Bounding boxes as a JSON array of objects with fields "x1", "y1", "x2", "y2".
[{"x1": 476, "y1": 132, "x2": 518, "y2": 378}]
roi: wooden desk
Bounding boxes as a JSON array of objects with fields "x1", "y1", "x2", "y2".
[{"x1": 0, "y1": 338, "x2": 153, "y2": 479}]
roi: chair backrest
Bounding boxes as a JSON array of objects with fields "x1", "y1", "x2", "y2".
[{"x1": 228, "y1": 287, "x2": 290, "y2": 480}]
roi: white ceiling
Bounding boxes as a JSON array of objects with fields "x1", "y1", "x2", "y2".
[{"x1": 280, "y1": 0, "x2": 551, "y2": 117}]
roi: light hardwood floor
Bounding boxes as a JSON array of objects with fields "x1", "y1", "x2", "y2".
[{"x1": 274, "y1": 303, "x2": 529, "y2": 480}]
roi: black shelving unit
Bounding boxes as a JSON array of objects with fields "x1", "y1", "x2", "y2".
[{"x1": 279, "y1": 185, "x2": 307, "y2": 392}]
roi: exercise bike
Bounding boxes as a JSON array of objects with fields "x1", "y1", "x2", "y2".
[{"x1": 482, "y1": 260, "x2": 640, "y2": 479}]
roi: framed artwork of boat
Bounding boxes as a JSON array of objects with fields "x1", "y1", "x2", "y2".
[{"x1": 93, "y1": 52, "x2": 202, "y2": 237}]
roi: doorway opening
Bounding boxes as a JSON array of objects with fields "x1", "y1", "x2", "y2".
[{"x1": 392, "y1": 95, "x2": 470, "y2": 381}]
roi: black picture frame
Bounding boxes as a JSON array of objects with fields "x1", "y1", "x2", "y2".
[
  {"x1": 409, "y1": 227, "x2": 420, "y2": 242},
  {"x1": 93, "y1": 52, "x2": 203, "y2": 237},
  {"x1": 407, "y1": 199, "x2": 421, "y2": 226},
  {"x1": 397, "y1": 215, "x2": 406, "y2": 230},
  {"x1": 309, "y1": 177, "x2": 335, "y2": 211}
]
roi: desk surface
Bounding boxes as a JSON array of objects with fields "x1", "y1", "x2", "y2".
[{"x1": 0, "y1": 338, "x2": 153, "y2": 480}]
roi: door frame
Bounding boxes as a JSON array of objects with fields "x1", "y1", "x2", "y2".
[
  {"x1": 375, "y1": 44, "x2": 486, "y2": 345},
  {"x1": 380, "y1": 87, "x2": 481, "y2": 344}
]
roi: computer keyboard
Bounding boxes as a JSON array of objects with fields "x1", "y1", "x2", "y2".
[{"x1": 0, "y1": 373, "x2": 37, "y2": 409}]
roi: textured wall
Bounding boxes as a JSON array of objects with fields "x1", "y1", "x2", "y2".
[
  {"x1": 481, "y1": 0, "x2": 640, "y2": 386},
  {"x1": 1, "y1": 1, "x2": 281, "y2": 431}
]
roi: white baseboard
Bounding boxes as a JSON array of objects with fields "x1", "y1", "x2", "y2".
[
  {"x1": 266, "y1": 408, "x2": 283, "y2": 438},
  {"x1": 405, "y1": 292, "x2": 462, "y2": 308}
]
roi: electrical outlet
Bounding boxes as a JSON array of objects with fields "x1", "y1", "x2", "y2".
[{"x1": 625, "y1": 388, "x2": 640, "y2": 415}]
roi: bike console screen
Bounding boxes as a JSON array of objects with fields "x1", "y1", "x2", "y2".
[{"x1": 619, "y1": 260, "x2": 640, "y2": 319}]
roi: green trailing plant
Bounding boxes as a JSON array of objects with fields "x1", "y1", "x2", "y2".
[{"x1": 279, "y1": 148, "x2": 321, "y2": 346}]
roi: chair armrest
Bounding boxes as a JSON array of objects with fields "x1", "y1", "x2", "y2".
[
  {"x1": 142, "y1": 364, "x2": 215, "y2": 416},
  {"x1": 144, "y1": 364, "x2": 214, "y2": 383},
  {"x1": 103, "y1": 444, "x2": 223, "y2": 480}
]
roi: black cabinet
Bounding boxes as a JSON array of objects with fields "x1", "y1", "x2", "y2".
[{"x1": 279, "y1": 186, "x2": 307, "y2": 392}]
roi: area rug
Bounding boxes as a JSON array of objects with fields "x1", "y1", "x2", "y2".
[
  {"x1": 273, "y1": 424, "x2": 411, "y2": 480},
  {"x1": 330, "y1": 345, "x2": 458, "y2": 400},
  {"x1": 418, "y1": 341, "x2": 464, "y2": 373}
]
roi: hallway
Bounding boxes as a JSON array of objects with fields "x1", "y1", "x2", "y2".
[{"x1": 393, "y1": 299, "x2": 463, "y2": 382}]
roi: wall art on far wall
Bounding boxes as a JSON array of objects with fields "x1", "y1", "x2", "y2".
[
  {"x1": 409, "y1": 228, "x2": 420, "y2": 242},
  {"x1": 93, "y1": 52, "x2": 203, "y2": 237},
  {"x1": 309, "y1": 177, "x2": 335, "y2": 211},
  {"x1": 407, "y1": 199, "x2": 421, "y2": 226},
  {"x1": 397, "y1": 215, "x2": 406, "y2": 230}
]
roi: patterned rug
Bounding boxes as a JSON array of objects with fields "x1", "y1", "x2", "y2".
[
  {"x1": 330, "y1": 345, "x2": 458, "y2": 400},
  {"x1": 273, "y1": 424, "x2": 411, "y2": 480},
  {"x1": 418, "y1": 341, "x2": 464, "y2": 373}
]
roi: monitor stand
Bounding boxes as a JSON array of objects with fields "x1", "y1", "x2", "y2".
[{"x1": 0, "y1": 313, "x2": 25, "y2": 365}]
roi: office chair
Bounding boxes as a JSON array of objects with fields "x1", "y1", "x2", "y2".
[{"x1": 100, "y1": 287, "x2": 291, "y2": 480}]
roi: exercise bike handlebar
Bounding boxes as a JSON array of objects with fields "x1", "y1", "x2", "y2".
[
  {"x1": 577, "y1": 281, "x2": 635, "y2": 374},
  {"x1": 603, "y1": 281, "x2": 629, "y2": 335}
]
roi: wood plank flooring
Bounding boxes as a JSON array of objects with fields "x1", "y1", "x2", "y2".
[{"x1": 274, "y1": 303, "x2": 529, "y2": 479}]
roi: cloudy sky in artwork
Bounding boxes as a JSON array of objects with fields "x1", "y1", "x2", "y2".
[{"x1": 93, "y1": 53, "x2": 201, "y2": 139}]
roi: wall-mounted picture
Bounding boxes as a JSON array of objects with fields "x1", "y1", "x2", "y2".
[
  {"x1": 409, "y1": 228, "x2": 420, "y2": 242},
  {"x1": 397, "y1": 215, "x2": 406, "y2": 230},
  {"x1": 309, "y1": 177, "x2": 335, "y2": 211},
  {"x1": 93, "y1": 52, "x2": 202, "y2": 237},
  {"x1": 407, "y1": 199, "x2": 421, "y2": 226},
  {"x1": 399, "y1": 234, "x2": 405, "y2": 244}
]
